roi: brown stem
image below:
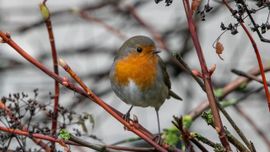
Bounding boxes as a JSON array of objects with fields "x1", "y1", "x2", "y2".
[
  {"x1": 69, "y1": 134, "x2": 155, "y2": 152},
  {"x1": 175, "y1": 54, "x2": 205, "y2": 91},
  {"x1": 40, "y1": 2, "x2": 60, "y2": 149},
  {"x1": 182, "y1": 0, "x2": 231, "y2": 150},
  {"x1": 218, "y1": 104, "x2": 254, "y2": 151},
  {"x1": 225, "y1": 129, "x2": 250, "y2": 152},
  {"x1": 190, "y1": 138, "x2": 209, "y2": 152}
]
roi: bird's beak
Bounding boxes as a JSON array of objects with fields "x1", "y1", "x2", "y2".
[{"x1": 153, "y1": 50, "x2": 161, "y2": 54}]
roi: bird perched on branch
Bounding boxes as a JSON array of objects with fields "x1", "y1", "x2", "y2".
[{"x1": 110, "y1": 35, "x2": 182, "y2": 142}]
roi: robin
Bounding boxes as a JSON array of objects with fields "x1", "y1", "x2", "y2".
[{"x1": 109, "y1": 35, "x2": 182, "y2": 141}]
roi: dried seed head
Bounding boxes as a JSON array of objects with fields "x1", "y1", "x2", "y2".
[{"x1": 215, "y1": 41, "x2": 224, "y2": 60}]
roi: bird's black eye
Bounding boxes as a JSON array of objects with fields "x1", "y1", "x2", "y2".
[{"x1": 136, "y1": 47, "x2": 143, "y2": 53}]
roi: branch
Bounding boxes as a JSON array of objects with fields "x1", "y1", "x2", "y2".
[
  {"x1": 40, "y1": 3, "x2": 60, "y2": 148},
  {"x1": 69, "y1": 134, "x2": 155, "y2": 152},
  {"x1": 218, "y1": 104, "x2": 255, "y2": 151}
]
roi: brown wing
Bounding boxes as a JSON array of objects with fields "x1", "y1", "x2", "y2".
[
  {"x1": 158, "y1": 56, "x2": 182, "y2": 100},
  {"x1": 158, "y1": 56, "x2": 171, "y2": 89}
]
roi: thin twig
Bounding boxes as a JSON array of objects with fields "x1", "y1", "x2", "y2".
[
  {"x1": 225, "y1": 129, "x2": 250, "y2": 152},
  {"x1": 191, "y1": 132, "x2": 221, "y2": 149},
  {"x1": 175, "y1": 54, "x2": 205, "y2": 91},
  {"x1": 217, "y1": 103, "x2": 255, "y2": 151},
  {"x1": 190, "y1": 138, "x2": 209, "y2": 152},
  {"x1": 221, "y1": 87, "x2": 263, "y2": 108},
  {"x1": 40, "y1": 2, "x2": 60, "y2": 149},
  {"x1": 69, "y1": 134, "x2": 155, "y2": 152},
  {"x1": 231, "y1": 69, "x2": 270, "y2": 86}
]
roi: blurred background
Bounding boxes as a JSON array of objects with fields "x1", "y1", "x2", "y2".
[{"x1": 0, "y1": 0, "x2": 270, "y2": 151}]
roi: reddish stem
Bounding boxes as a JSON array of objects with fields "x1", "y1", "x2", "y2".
[
  {"x1": 182, "y1": 0, "x2": 231, "y2": 150},
  {"x1": 41, "y1": 1, "x2": 60, "y2": 147},
  {"x1": 0, "y1": 32, "x2": 171, "y2": 152}
]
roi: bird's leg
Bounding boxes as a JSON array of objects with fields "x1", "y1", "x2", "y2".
[
  {"x1": 123, "y1": 105, "x2": 133, "y2": 121},
  {"x1": 153, "y1": 108, "x2": 163, "y2": 144}
]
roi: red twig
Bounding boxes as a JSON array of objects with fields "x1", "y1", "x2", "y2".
[
  {"x1": 182, "y1": 0, "x2": 231, "y2": 151},
  {"x1": 0, "y1": 32, "x2": 175, "y2": 152},
  {"x1": 40, "y1": 2, "x2": 60, "y2": 149},
  {"x1": 222, "y1": 0, "x2": 270, "y2": 111}
]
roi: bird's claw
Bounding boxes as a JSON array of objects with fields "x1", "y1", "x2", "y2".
[
  {"x1": 122, "y1": 113, "x2": 130, "y2": 122},
  {"x1": 153, "y1": 134, "x2": 163, "y2": 145}
]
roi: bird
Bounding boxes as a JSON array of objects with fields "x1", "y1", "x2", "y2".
[{"x1": 109, "y1": 35, "x2": 182, "y2": 142}]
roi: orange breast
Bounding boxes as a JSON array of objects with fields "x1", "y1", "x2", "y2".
[{"x1": 114, "y1": 52, "x2": 158, "y2": 90}]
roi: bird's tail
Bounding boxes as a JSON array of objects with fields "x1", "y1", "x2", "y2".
[{"x1": 169, "y1": 90, "x2": 183, "y2": 101}]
